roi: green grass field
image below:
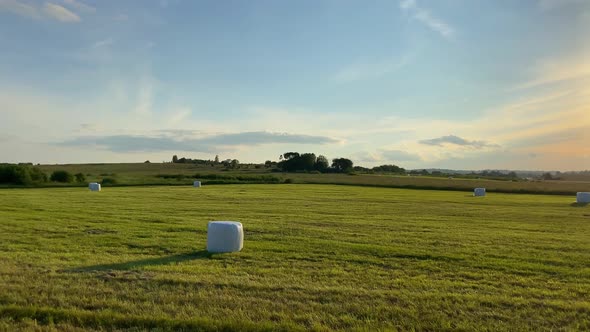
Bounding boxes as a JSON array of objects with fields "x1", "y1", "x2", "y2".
[
  {"x1": 31, "y1": 162, "x2": 590, "y2": 195},
  {"x1": 1, "y1": 185, "x2": 589, "y2": 331}
]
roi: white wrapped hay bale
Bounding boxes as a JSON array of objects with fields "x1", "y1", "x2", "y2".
[
  {"x1": 577, "y1": 192, "x2": 590, "y2": 203},
  {"x1": 207, "y1": 221, "x2": 243, "y2": 253},
  {"x1": 88, "y1": 182, "x2": 101, "y2": 192},
  {"x1": 194, "y1": 181, "x2": 201, "y2": 188},
  {"x1": 474, "y1": 188, "x2": 486, "y2": 197}
]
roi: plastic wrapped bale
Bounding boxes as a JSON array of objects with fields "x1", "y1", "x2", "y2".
[
  {"x1": 474, "y1": 188, "x2": 486, "y2": 197},
  {"x1": 194, "y1": 181, "x2": 201, "y2": 188},
  {"x1": 207, "y1": 221, "x2": 243, "y2": 253},
  {"x1": 577, "y1": 192, "x2": 590, "y2": 203},
  {"x1": 88, "y1": 183, "x2": 101, "y2": 192}
]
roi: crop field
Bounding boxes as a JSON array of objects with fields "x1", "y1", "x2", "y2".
[
  {"x1": 32, "y1": 162, "x2": 590, "y2": 195},
  {"x1": 0, "y1": 184, "x2": 589, "y2": 331}
]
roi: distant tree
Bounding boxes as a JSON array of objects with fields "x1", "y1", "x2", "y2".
[
  {"x1": 28, "y1": 167, "x2": 47, "y2": 183},
  {"x1": 300, "y1": 153, "x2": 317, "y2": 171},
  {"x1": 172, "y1": 155, "x2": 178, "y2": 163},
  {"x1": 0, "y1": 165, "x2": 32, "y2": 185},
  {"x1": 50, "y1": 170, "x2": 73, "y2": 183},
  {"x1": 264, "y1": 160, "x2": 273, "y2": 168},
  {"x1": 283, "y1": 152, "x2": 300, "y2": 160},
  {"x1": 508, "y1": 171, "x2": 517, "y2": 178},
  {"x1": 353, "y1": 166, "x2": 371, "y2": 173},
  {"x1": 331, "y1": 158, "x2": 353, "y2": 173},
  {"x1": 101, "y1": 177, "x2": 117, "y2": 185},
  {"x1": 230, "y1": 159, "x2": 240, "y2": 169},
  {"x1": 214, "y1": 155, "x2": 220, "y2": 164},
  {"x1": 315, "y1": 155, "x2": 329, "y2": 172},
  {"x1": 372, "y1": 164, "x2": 405, "y2": 174},
  {"x1": 74, "y1": 172, "x2": 86, "y2": 182},
  {"x1": 144, "y1": 160, "x2": 150, "y2": 163},
  {"x1": 542, "y1": 172, "x2": 553, "y2": 180}
]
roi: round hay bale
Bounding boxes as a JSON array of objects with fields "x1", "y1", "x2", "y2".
[
  {"x1": 207, "y1": 221, "x2": 243, "y2": 253},
  {"x1": 474, "y1": 188, "x2": 486, "y2": 197},
  {"x1": 577, "y1": 192, "x2": 590, "y2": 204}
]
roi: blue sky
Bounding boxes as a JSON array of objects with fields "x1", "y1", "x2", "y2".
[{"x1": 0, "y1": 0, "x2": 588, "y2": 170}]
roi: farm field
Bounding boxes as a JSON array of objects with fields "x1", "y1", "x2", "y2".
[
  {"x1": 0, "y1": 184, "x2": 589, "y2": 331},
  {"x1": 32, "y1": 162, "x2": 590, "y2": 195}
]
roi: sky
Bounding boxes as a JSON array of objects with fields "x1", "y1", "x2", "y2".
[{"x1": 0, "y1": 0, "x2": 588, "y2": 170}]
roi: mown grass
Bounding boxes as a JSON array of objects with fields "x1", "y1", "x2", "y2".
[{"x1": 0, "y1": 185, "x2": 589, "y2": 331}]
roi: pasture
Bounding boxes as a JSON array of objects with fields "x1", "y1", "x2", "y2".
[
  {"x1": 0, "y1": 185, "x2": 589, "y2": 331},
  {"x1": 34, "y1": 162, "x2": 590, "y2": 195}
]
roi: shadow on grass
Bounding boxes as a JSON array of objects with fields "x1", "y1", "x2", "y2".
[
  {"x1": 570, "y1": 202, "x2": 589, "y2": 207},
  {"x1": 69, "y1": 250, "x2": 213, "y2": 272}
]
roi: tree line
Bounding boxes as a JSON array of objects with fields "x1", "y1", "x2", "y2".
[
  {"x1": 170, "y1": 152, "x2": 406, "y2": 174},
  {"x1": 172, "y1": 155, "x2": 240, "y2": 168},
  {"x1": 0, "y1": 164, "x2": 86, "y2": 185},
  {"x1": 270, "y1": 152, "x2": 354, "y2": 173}
]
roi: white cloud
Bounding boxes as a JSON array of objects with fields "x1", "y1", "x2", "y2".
[
  {"x1": 419, "y1": 135, "x2": 499, "y2": 149},
  {"x1": 399, "y1": 0, "x2": 454, "y2": 39},
  {"x1": 60, "y1": 131, "x2": 339, "y2": 153},
  {"x1": 61, "y1": 0, "x2": 94, "y2": 13},
  {"x1": 413, "y1": 11, "x2": 454, "y2": 38},
  {"x1": 43, "y1": 2, "x2": 80, "y2": 22}
]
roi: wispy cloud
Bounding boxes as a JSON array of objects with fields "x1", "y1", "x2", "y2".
[
  {"x1": 134, "y1": 76, "x2": 155, "y2": 115},
  {"x1": 353, "y1": 149, "x2": 421, "y2": 164},
  {"x1": 61, "y1": 135, "x2": 214, "y2": 153},
  {"x1": 92, "y1": 38, "x2": 113, "y2": 48},
  {"x1": 0, "y1": 0, "x2": 41, "y2": 19},
  {"x1": 419, "y1": 135, "x2": 498, "y2": 149},
  {"x1": 43, "y1": 2, "x2": 80, "y2": 22},
  {"x1": 0, "y1": 0, "x2": 88, "y2": 22},
  {"x1": 334, "y1": 55, "x2": 411, "y2": 82},
  {"x1": 400, "y1": 0, "x2": 454, "y2": 39},
  {"x1": 59, "y1": 131, "x2": 340, "y2": 153},
  {"x1": 514, "y1": 53, "x2": 590, "y2": 89},
  {"x1": 61, "y1": 0, "x2": 94, "y2": 13},
  {"x1": 381, "y1": 149, "x2": 422, "y2": 161},
  {"x1": 202, "y1": 131, "x2": 339, "y2": 146}
]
